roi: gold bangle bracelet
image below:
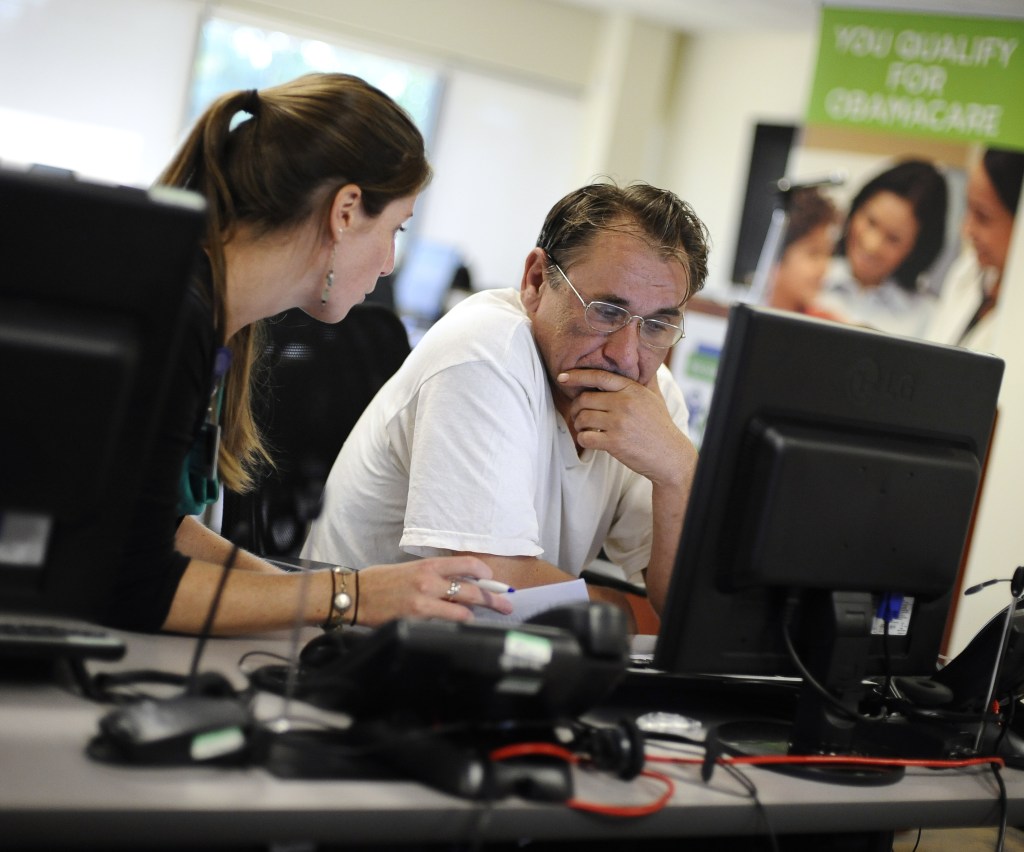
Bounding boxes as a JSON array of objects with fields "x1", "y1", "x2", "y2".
[
  {"x1": 322, "y1": 566, "x2": 354, "y2": 631},
  {"x1": 349, "y1": 569, "x2": 360, "y2": 627}
]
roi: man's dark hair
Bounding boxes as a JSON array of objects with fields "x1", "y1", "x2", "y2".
[{"x1": 536, "y1": 180, "x2": 711, "y2": 300}]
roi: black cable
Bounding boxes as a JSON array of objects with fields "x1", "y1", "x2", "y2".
[
  {"x1": 67, "y1": 657, "x2": 105, "y2": 702},
  {"x1": 993, "y1": 694, "x2": 1020, "y2": 761},
  {"x1": 646, "y1": 734, "x2": 779, "y2": 852},
  {"x1": 992, "y1": 762, "x2": 1008, "y2": 852},
  {"x1": 73, "y1": 542, "x2": 246, "y2": 706},
  {"x1": 781, "y1": 599, "x2": 874, "y2": 724},
  {"x1": 237, "y1": 649, "x2": 292, "y2": 668},
  {"x1": 186, "y1": 543, "x2": 239, "y2": 694},
  {"x1": 465, "y1": 796, "x2": 496, "y2": 852},
  {"x1": 719, "y1": 762, "x2": 780, "y2": 852},
  {"x1": 579, "y1": 569, "x2": 647, "y2": 597}
]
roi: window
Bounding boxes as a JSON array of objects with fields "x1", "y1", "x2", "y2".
[
  {"x1": 188, "y1": 13, "x2": 446, "y2": 326},
  {"x1": 188, "y1": 16, "x2": 442, "y2": 142}
]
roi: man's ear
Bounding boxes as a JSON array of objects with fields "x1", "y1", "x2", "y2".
[
  {"x1": 520, "y1": 248, "x2": 548, "y2": 315},
  {"x1": 329, "y1": 184, "x2": 362, "y2": 233}
]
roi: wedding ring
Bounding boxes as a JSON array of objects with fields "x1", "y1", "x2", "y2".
[{"x1": 444, "y1": 579, "x2": 462, "y2": 601}]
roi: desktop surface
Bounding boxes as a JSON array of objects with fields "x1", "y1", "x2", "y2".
[{"x1": 2, "y1": 629, "x2": 1023, "y2": 850}]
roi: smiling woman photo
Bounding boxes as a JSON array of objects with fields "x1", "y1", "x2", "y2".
[
  {"x1": 817, "y1": 158, "x2": 949, "y2": 337},
  {"x1": 927, "y1": 146, "x2": 1024, "y2": 352}
]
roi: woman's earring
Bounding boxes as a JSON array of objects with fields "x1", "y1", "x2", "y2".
[{"x1": 321, "y1": 230, "x2": 342, "y2": 306}]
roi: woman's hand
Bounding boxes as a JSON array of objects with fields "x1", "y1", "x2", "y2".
[{"x1": 354, "y1": 556, "x2": 515, "y2": 626}]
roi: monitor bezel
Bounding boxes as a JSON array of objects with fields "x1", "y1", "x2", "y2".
[{"x1": 0, "y1": 168, "x2": 206, "y2": 622}]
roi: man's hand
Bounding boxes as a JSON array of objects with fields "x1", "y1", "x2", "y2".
[{"x1": 557, "y1": 368, "x2": 695, "y2": 488}]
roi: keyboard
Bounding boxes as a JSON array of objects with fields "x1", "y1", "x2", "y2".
[{"x1": 0, "y1": 614, "x2": 126, "y2": 661}]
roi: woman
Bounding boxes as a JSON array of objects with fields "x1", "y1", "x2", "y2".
[
  {"x1": 818, "y1": 158, "x2": 949, "y2": 337},
  {"x1": 109, "y1": 73, "x2": 512, "y2": 635},
  {"x1": 927, "y1": 147, "x2": 1024, "y2": 352}
]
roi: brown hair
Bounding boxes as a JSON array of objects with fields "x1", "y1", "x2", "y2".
[
  {"x1": 536, "y1": 180, "x2": 711, "y2": 300},
  {"x1": 783, "y1": 187, "x2": 838, "y2": 253},
  {"x1": 157, "y1": 73, "x2": 431, "y2": 492},
  {"x1": 983, "y1": 147, "x2": 1024, "y2": 217}
]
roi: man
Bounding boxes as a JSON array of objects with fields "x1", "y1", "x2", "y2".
[{"x1": 302, "y1": 182, "x2": 710, "y2": 618}]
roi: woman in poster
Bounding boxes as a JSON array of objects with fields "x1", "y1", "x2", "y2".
[
  {"x1": 817, "y1": 158, "x2": 949, "y2": 337},
  {"x1": 927, "y1": 146, "x2": 1024, "y2": 352}
]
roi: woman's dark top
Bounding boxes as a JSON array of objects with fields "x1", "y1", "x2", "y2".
[{"x1": 104, "y1": 265, "x2": 216, "y2": 632}]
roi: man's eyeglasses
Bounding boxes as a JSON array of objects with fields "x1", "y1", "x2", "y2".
[{"x1": 548, "y1": 259, "x2": 685, "y2": 349}]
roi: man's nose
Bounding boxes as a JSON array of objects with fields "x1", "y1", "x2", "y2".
[{"x1": 600, "y1": 318, "x2": 643, "y2": 374}]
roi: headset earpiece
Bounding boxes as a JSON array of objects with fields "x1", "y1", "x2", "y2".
[{"x1": 573, "y1": 717, "x2": 645, "y2": 780}]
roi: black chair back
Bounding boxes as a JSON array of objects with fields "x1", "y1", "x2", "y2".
[{"x1": 221, "y1": 303, "x2": 411, "y2": 557}]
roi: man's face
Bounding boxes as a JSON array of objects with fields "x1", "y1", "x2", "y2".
[{"x1": 520, "y1": 229, "x2": 689, "y2": 409}]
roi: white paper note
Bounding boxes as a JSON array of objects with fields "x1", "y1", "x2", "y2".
[{"x1": 471, "y1": 578, "x2": 589, "y2": 624}]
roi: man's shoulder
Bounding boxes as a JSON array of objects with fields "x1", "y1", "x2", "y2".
[
  {"x1": 446, "y1": 286, "x2": 524, "y2": 321},
  {"x1": 416, "y1": 288, "x2": 534, "y2": 361}
]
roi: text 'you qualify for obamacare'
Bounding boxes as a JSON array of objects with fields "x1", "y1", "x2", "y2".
[{"x1": 818, "y1": 16, "x2": 1019, "y2": 141}]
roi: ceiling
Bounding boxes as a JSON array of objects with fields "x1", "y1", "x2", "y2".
[{"x1": 556, "y1": 0, "x2": 1024, "y2": 33}]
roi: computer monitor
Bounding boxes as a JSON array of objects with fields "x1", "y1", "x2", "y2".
[
  {"x1": 392, "y1": 237, "x2": 465, "y2": 341},
  {"x1": 654, "y1": 303, "x2": 1004, "y2": 764},
  {"x1": 0, "y1": 167, "x2": 205, "y2": 623}
]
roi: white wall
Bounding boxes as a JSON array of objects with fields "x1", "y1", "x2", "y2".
[
  {"x1": 415, "y1": 69, "x2": 583, "y2": 291},
  {"x1": 953, "y1": 218, "x2": 1024, "y2": 655},
  {"x1": 665, "y1": 30, "x2": 819, "y2": 296},
  {"x1": 0, "y1": 0, "x2": 203, "y2": 184}
]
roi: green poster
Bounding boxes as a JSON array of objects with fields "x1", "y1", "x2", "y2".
[{"x1": 807, "y1": 6, "x2": 1024, "y2": 151}]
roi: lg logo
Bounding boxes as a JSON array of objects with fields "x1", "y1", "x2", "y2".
[{"x1": 847, "y1": 357, "x2": 915, "y2": 404}]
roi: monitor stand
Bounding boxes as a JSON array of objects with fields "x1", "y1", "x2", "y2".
[{"x1": 712, "y1": 591, "x2": 906, "y2": 786}]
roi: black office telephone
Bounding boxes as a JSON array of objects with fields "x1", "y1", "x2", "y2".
[
  {"x1": 252, "y1": 602, "x2": 635, "y2": 800},
  {"x1": 257, "y1": 601, "x2": 629, "y2": 722}
]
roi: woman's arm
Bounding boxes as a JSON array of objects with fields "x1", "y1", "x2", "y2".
[
  {"x1": 175, "y1": 515, "x2": 283, "y2": 573},
  {"x1": 162, "y1": 527, "x2": 514, "y2": 636}
]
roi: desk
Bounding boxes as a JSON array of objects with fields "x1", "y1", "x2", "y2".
[{"x1": 2, "y1": 629, "x2": 1023, "y2": 850}]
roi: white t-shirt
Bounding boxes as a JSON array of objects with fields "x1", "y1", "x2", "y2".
[
  {"x1": 301, "y1": 288, "x2": 690, "y2": 584},
  {"x1": 817, "y1": 257, "x2": 936, "y2": 338}
]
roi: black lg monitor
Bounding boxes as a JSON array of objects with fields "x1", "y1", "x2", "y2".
[
  {"x1": 654, "y1": 303, "x2": 1004, "y2": 769},
  {"x1": 0, "y1": 167, "x2": 205, "y2": 624}
]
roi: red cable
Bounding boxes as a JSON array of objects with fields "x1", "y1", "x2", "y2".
[
  {"x1": 488, "y1": 742, "x2": 675, "y2": 817},
  {"x1": 566, "y1": 768, "x2": 676, "y2": 817},
  {"x1": 490, "y1": 742, "x2": 576, "y2": 762},
  {"x1": 488, "y1": 743, "x2": 1003, "y2": 819}
]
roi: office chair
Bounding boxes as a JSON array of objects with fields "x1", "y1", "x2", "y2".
[{"x1": 220, "y1": 303, "x2": 412, "y2": 558}]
